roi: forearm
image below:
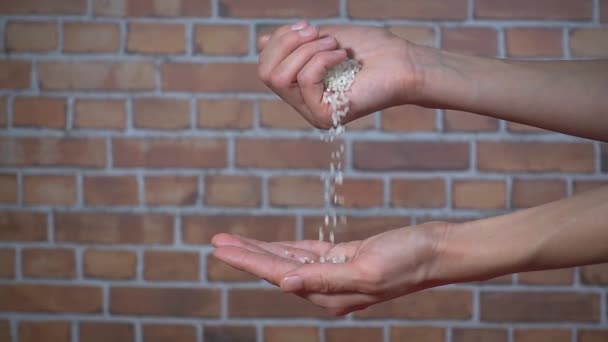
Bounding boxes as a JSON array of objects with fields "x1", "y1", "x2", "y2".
[
  {"x1": 432, "y1": 186, "x2": 608, "y2": 284},
  {"x1": 411, "y1": 45, "x2": 608, "y2": 142}
]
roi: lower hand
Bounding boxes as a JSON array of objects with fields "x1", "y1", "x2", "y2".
[{"x1": 211, "y1": 221, "x2": 450, "y2": 316}]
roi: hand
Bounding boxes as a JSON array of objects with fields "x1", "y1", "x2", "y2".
[
  {"x1": 211, "y1": 221, "x2": 450, "y2": 316},
  {"x1": 257, "y1": 21, "x2": 422, "y2": 129}
]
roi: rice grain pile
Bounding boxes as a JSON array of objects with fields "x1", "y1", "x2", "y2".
[{"x1": 317, "y1": 58, "x2": 361, "y2": 264}]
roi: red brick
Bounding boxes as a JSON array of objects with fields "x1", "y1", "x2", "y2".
[
  {"x1": 0, "y1": 284, "x2": 102, "y2": 313},
  {"x1": 39, "y1": 61, "x2": 155, "y2": 91},
  {"x1": 22, "y1": 248, "x2": 75, "y2": 278},
  {"x1": 64, "y1": 22, "x2": 120, "y2": 53},
  {"x1": 391, "y1": 179, "x2": 445, "y2": 208},
  {"x1": 518, "y1": 269, "x2": 573, "y2": 285},
  {"x1": 0, "y1": 211, "x2": 47, "y2": 241},
  {"x1": 6, "y1": 21, "x2": 58, "y2": 52},
  {"x1": 336, "y1": 178, "x2": 384, "y2": 208},
  {"x1": 269, "y1": 176, "x2": 323, "y2": 207},
  {"x1": 0, "y1": 174, "x2": 18, "y2": 203},
  {"x1": 84, "y1": 176, "x2": 138, "y2": 206},
  {"x1": 0, "y1": 321, "x2": 9, "y2": 341},
  {"x1": 349, "y1": 0, "x2": 468, "y2": 19},
  {"x1": 144, "y1": 250, "x2": 199, "y2": 281},
  {"x1": 84, "y1": 249, "x2": 137, "y2": 279},
  {"x1": 303, "y1": 216, "x2": 410, "y2": 242},
  {"x1": 581, "y1": 263, "x2": 608, "y2": 285},
  {"x1": 507, "y1": 122, "x2": 550, "y2": 133},
  {"x1": 203, "y1": 326, "x2": 256, "y2": 342},
  {"x1": 265, "y1": 326, "x2": 319, "y2": 342},
  {"x1": 93, "y1": 0, "x2": 211, "y2": 17},
  {"x1": 143, "y1": 324, "x2": 197, "y2": 342},
  {"x1": 442, "y1": 27, "x2": 498, "y2": 56},
  {"x1": 113, "y1": 138, "x2": 226, "y2": 168},
  {"x1": 0, "y1": 60, "x2": 31, "y2": 89},
  {"x1": 80, "y1": 322, "x2": 133, "y2": 342},
  {"x1": 478, "y1": 142, "x2": 595, "y2": 173},
  {"x1": 237, "y1": 138, "x2": 331, "y2": 169},
  {"x1": 198, "y1": 99, "x2": 254, "y2": 129},
  {"x1": 259, "y1": 100, "x2": 311, "y2": 130},
  {"x1": 0, "y1": 0, "x2": 86, "y2": 14},
  {"x1": 128, "y1": 23, "x2": 186, "y2": 54},
  {"x1": 326, "y1": 327, "x2": 381, "y2": 342},
  {"x1": 481, "y1": 292, "x2": 600, "y2": 322},
  {"x1": 573, "y1": 180, "x2": 608, "y2": 195},
  {"x1": 0, "y1": 97, "x2": 6, "y2": 126},
  {"x1": 145, "y1": 176, "x2": 198, "y2": 206},
  {"x1": 388, "y1": 26, "x2": 436, "y2": 47},
  {"x1": 111, "y1": 287, "x2": 221, "y2": 317},
  {"x1": 453, "y1": 328, "x2": 507, "y2": 342},
  {"x1": 354, "y1": 141, "x2": 469, "y2": 171},
  {"x1": 23, "y1": 175, "x2": 77, "y2": 206},
  {"x1": 0, "y1": 249, "x2": 15, "y2": 278},
  {"x1": 346, "y1": 114, "x2": 376, "y2": 130},
  {"x1": 444, "y1": 110, "x2": 498, "y2": 132},
  {"x1": 514, "y1": 329, "x2": 571, "y2": 342},
  {"x1": 195, "y1": 25, "x2": 249, "y2": 55},
  {"x1": 163, "y1": 63, "x2": 267, "y2": 92},
  {"x1": 453, "y1": 180, "x2": 506, "y2": 209},
  {"x1": 206, "y1": 254, "x2": 259, "y2": 282},
  {"x1": 356, "y1": 289, "x2": 472, "y2": 319},
  {"x1": 602, "y1": 0, "x2": 608, "y2": 22},
  {"x1": 512, "y1": 179, "x2": 566, "y2": 208},
  {"x1": 570, "y1": 29, "x2": 608, "y2": 58},
  {"x1": 230, "y1": 289, "x2": 330, "y2": 318},
  {"x1": 391, "y1": 326, "x2": 445, "y2": 342},
  {"x1": 205, "y1": 175, "x2": 261, "y2": 207},
  {"x1": 74, "y1": 99, "x2": 126, "y2": 130},
  {"x1": 220, "y1": 0, "x2": 339, "y2": 17},
  {"x1": 19, "y1": 321, "x2": 71, "y2": 342},
  {"x1": 506, "y1": 28, "x2": 563, "y2": 57},
  {"x1": 55, "y1": 212, "x2": 173, "y2": 244},
  {"x1": 133, "y1": 98, "x2": 191, "y2": 130},
  {"x1": 182, "y1": 215, "x2": 295, "y2": 244},
  {"x1": 382, "y1": 105, "x2": 435, "y2": 132},
  {"x1": 13, "y1": 97, "x2": 66, "y2": 129},
  {"x1": 475, "y1": 0, "x2": 593, "y2": 20},
  {"x1": 579, "y1": 330, "x2": 608, "y2": 342},
  {"x1": 602, "y1": 143, "x2": 607, "y2": 172}
]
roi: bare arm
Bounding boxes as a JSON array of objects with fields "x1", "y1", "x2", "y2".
[
  {"x1": 412, "y1": 46, "x2": 608, "y2": 142},
  {"x1": 432, "y1": 185, "x2": 608, "y2": 285}
]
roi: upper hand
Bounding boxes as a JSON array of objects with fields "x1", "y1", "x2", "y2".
[
  {"x1": 257, "y1": 21, "x2": 422, "y2": 129},
  {"x1": 211, "y1": 221, "x2": 449, "y2": 316}
]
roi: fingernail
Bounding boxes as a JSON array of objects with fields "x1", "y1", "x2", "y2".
[
  {"x1": 319, "y1": 36, "x2": 336, "y2": 47},
  {"x1": 281, "y1": 275, "x2": 303, "y2": 292},
  {"x1": 298, "y1": 26, "x2": 315, "y2": 37},
  {"x1": 291, "y1": 20, "x2": 308, "y2": 31}
]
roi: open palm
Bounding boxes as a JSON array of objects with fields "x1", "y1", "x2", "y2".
[{"x1": 211, "y1": 222, "x2": 448, "y2": 315}]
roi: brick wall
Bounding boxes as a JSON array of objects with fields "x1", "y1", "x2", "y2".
[{"x1": 1, "y1": 0, "x2": 607, "y2": 341}]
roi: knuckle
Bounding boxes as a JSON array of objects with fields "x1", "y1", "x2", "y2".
[
  {"x1": 269, "y1": 72, "x2": 289, "y2": 89},
  {"x1": 258, "y1": 66, "x2": 271, "y2": 84}
]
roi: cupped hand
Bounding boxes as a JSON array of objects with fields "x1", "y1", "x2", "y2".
[
  {"x1": 257, "y1": 21, "x2": 422, "y2": 129},
  {"x1": 211, "y1": 221, "x2": 450, "y2": 316}
]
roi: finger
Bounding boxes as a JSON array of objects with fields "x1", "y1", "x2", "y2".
[
  {"x1": 258, "y1": 34, "x2": 270, "y2": 51},
  {"x1": 237, "y1": 236, "x2": 319, "y2": 262},
  {"x1": 213, "y1": 245, "x2": 299, "y2": 285},
  {"x1": 270, "y1": 36, "x2": 338, "y2": 89},
  {"x1": 272, "y1": 240, "x2": 334, "y2": 256},
  {"x1": 280, "y1": 262, "x2": 364, "y2": 293},
  {"x1": 212, "y1": 233, "x2": 275, "y2": 255},
  {"x1": 297, "y1": 49, "x2": 348, "y2": 125},
  {"x1": 258, "y1": 23, "x2": 319, "y2": 86}
]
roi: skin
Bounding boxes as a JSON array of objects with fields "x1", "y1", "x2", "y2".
[{"x1": 212, "y1": 21, "x2": 608, "y2": 316}]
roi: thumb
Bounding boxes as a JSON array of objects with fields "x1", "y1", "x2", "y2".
[{"x1": 280, "y1": 263, "x2": 363, "y2": 294}]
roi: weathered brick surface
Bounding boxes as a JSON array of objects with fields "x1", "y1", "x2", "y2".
[{"x1": 1, "y1": 2, "x2": 606, "y2": 340}]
